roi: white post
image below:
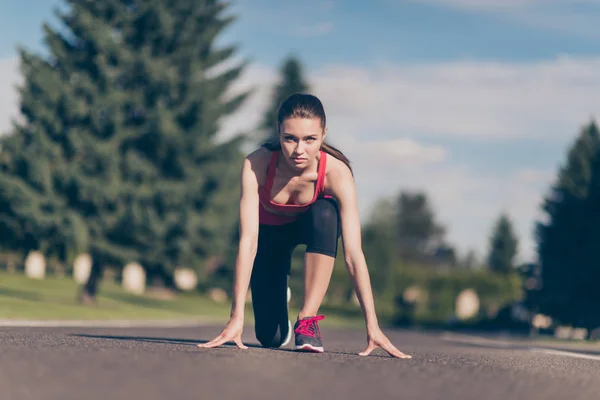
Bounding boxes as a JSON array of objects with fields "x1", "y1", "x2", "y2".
[
  {"x1": 25, "y1": 251, "x2": 46, "y2": 280},
  {"x1": 122, "y1": 262, "x2": 146, "y2": 295},
  {"x1": 73, "y1": 253, "x2": 92, "y2": 284}
]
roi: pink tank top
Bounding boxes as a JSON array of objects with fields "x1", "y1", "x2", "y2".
[{"x1": 258, "y1": 150, "x2": 328, "y2": 225}]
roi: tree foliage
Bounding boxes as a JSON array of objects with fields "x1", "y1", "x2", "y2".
[
  {"x1": 535, "y1": 121, "x2": 600, "y2": 329},
  {"x1": 0, "y1": 0, "x2": 249, "y2": 285},
  {"x1": 486, "y1": 212, "x2": 519, "y2": 274}
]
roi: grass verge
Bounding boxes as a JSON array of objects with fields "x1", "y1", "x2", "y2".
[{"x1": 0, "y1": 271, "x2": 366, "y2": 329}]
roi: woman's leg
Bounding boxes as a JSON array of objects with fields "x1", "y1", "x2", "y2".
[
  {"x1": 293, "y1": 198, "x2": 341, "y2": 352},
  {"x1": 299, "y1": 252, "x2": 336, "y2": 319},
  {"x1": 298, "y1": 198, "x2": 341, "y2": 318},
  {"x1": 250, "y1": 224, "x2": 294, "y2": 348}
]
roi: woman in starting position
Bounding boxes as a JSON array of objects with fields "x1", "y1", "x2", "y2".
[{"x1": 198, "y1": 93, "x2": 411, "y2": 359}]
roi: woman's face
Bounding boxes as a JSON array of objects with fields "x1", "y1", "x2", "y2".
[{"x1": 279, "y1": 117, "x2": 326, "y2": 171}]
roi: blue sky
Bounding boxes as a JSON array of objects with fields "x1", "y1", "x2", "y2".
[
  {"x1": 220, "y1": 0, "x2": 600, "y2": 66},
  {"x1": 2, "y1": 0, "x2": 600, "y2": 263}
]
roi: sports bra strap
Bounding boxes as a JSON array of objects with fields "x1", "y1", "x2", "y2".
[
  {"x1": 264, "y1": 151, "x2": 278, "y2": 192},
  {"x1": 316, "y1": 151, "x2": 327, "y2": 194}
]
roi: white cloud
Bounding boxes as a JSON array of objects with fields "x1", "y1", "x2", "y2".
[
  {"x1": 0, "y1": 57, "x2": 21, "y2": 135},
  {"x1": 514, "y1": 168, "x2": 555, "y2": 184},
  {"x1": 342, "y1": 137, "x2": 447, "y2": 167},
  {"x1": 294, "y1": 22, "x2": 334, "y2": 37},
  {"x1": 218, "y1": 62, "x2": 276, "y2": 144},
  {"x1": 310, "y1": 57, "x2": 600, "y2": 141}
]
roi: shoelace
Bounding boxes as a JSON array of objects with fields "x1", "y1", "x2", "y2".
[{"x1": 295, "y1": 315, "x2": 325, "y2": 337}]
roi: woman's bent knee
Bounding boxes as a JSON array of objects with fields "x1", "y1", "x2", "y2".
[
  {"x1": 256, "y1": 322, "x2": 289, "y2": 348},
  {"x1": 309, "y1": 198, "x2": 339, "y2": 223}
]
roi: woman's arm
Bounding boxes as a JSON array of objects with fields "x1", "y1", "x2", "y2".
[
  {"x1": 229, "y1": 155, "x2": 261, "y2": 320},
  {"x1": 198, "y1": 152, "x2": 262, "y2": 350},
  {"x1": 329, "y1": 166, "x2": 379, "y2": 329},
  {"x1": 329, "y1": 162, "x2": 412, "y2": 359}
]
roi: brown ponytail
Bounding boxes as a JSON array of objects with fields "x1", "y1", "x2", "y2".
[
  {"x1": 320, "y1": 142, "x2": 352, "y2": 175},
  {"x1": 261, "y1": 92, "x2": 353, "y2": 175}
]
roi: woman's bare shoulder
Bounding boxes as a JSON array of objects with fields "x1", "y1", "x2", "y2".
[
  {"x1": 324, "y1": 154, "x2": 353, "y2": 193},
  {"x1": 244, "y1": 146, "x2": 272, "y2": 186},
  {"x1": 325, "y1": 153, "x2": 351, "y2": 180},
  {"x1": 246, "y1": 146, "x2": 271, "y2": 162}
]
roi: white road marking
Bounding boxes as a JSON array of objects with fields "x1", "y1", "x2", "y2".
[
  {"x1": 440, "y1": 332, "x2": 516, "y2": 348},
  {"x1": 528, "y1": 348, "x2": 600, "y2": 361},
  {"x1": 440, "y1": 332, "x2": 600, "y2": 361}
]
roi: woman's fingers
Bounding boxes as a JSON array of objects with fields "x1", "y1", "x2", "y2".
[
  {"x1": 358, "y1": 338, "x2": 412, "y2": 359},
  {"x1": 233, "y1": 337, "x2": 248, "y2": 350},
  {"x1": 197, "y1": 331, "x2": 248, "y2": 350},
  {"x1": 382, "y1": 341, "x2": 412, "y2": 359},
  {"x1": 358, "y1": 341, "x2": 377, "y2": 356},
  {"x1": 197, "y1": 333, "x2": 226, "y2": 348}
]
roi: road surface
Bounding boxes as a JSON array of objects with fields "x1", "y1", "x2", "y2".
[{"x1": 1, "y1": 323, "x2": 599, "y2": 400}]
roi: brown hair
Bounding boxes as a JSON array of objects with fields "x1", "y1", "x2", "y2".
[{"x1": 262, "y1": 93, "x2": 353, "y2": 174}]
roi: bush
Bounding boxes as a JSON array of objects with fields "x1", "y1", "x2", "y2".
[
  {"x1": 274, "y1": 246, "x2": 523, "y2": 329},
  {"x1": 389, "y1": 264, "x2": 523, "y2": 326}
]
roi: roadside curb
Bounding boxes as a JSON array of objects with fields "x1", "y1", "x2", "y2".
[{"x1": 0, "y1": 319, "x2": 226, "y2": 328}]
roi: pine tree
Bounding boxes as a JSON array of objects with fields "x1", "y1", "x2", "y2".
[
  {"x1": 535, "y1": 121, "x2": 600, "y2": 326},
  {"x1": 258, "y1": 55, "x2": 310, "y2": 141},
  {"x1": 361, "y1": 197, "x2": 398, "y2": 296},
  {"x1": 576, "y1": 137, "x2": 600, "y2": 330},
  {"x1": 395, "y1": 191, "x2": 446, "y2": 264},
  {"x1": 486, "y1": 212, "x2": 518, "y2": 274},
  {"x1": 0, "y1": 35, "x2": 90, "y2": 264},
  {"x1": 459, "y1": 249, "x2": 479, "y2": 269},
  {"x1": 0, "y1": 0, "x2": 249, "y2": 298}
]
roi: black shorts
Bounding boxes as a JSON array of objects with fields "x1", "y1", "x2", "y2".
[
  {"x1": 250, "y1": 197, "x2": 341, "y2": 348},
  {"x1": 256, "y1": 197, "x2": 341, "y2": 269}
]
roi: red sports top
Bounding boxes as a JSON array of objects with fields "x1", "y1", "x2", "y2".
[{"x1": 258, "y1": 150, "x2": 328, "y2": 225}]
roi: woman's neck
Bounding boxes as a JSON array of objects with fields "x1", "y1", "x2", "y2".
[{"x1": 276, "y1": 153, "x2": 319, "y2": 179}]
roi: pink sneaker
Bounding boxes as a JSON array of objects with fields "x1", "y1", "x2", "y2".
[{"x1": 294, "y1": 315, "x2": 325, "y2": 353}]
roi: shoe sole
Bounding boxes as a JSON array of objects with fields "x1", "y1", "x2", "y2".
[
  {"x1": 282, "y1": 320, "x2": 292, "y2": 347},
  {"x1": 281, "y1": 286, "x2": 292, "y2": 347},
  {"x1": 295, "y1": 344, "x2": 324, "y2": 353}
]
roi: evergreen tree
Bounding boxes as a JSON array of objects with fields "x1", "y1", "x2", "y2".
[
  {"x1": 535, "y1": 121, "x2": 600, "y2": 326},
  {"x1": 0, "y1": 0, "x2": 249, "y2": 299},
  {"x1": 361, "y1": 197, "x2": 398, "y2": 296},
  {"x1": 458, "y1": 249, "x2": 479, "y2": 269},
  {"x1": 395, "y1": 191, "x2": 446, "y2": 264},
  {"x1": 258, "y1": 55, "x2": 310, "y2": 141},
  {"x1": 575, "y1": 138, "x2": 600, "y2": 330},
  {"x1": 486, "y1": 212, "x2": 518, "y2": 274}
]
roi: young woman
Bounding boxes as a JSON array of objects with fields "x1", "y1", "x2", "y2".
[{"x1": 198, "y1": 93, "x2": 411, "y2": 359}]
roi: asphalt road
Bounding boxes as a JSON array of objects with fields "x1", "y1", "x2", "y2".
[{"x1": 2, "y1": 323, "x2": 600, "y2": 400}]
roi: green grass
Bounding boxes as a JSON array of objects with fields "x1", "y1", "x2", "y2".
[
  {"x1": 0, "y1": 271, "x2": 233, "y2": 321},
  {"x1": 0, "y1": 271, "x2": 366, "y2": 329}
]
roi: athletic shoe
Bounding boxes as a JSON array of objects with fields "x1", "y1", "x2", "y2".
[
  {"x1": 281, "y1": 320, "x2": 292, "y2": 347},
  {"x1": 294, "y1": 315, "x2": 325, "y2": 353},
  {"x1": 281, "y1": 287, "x2": 292, "y2": 347}
]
